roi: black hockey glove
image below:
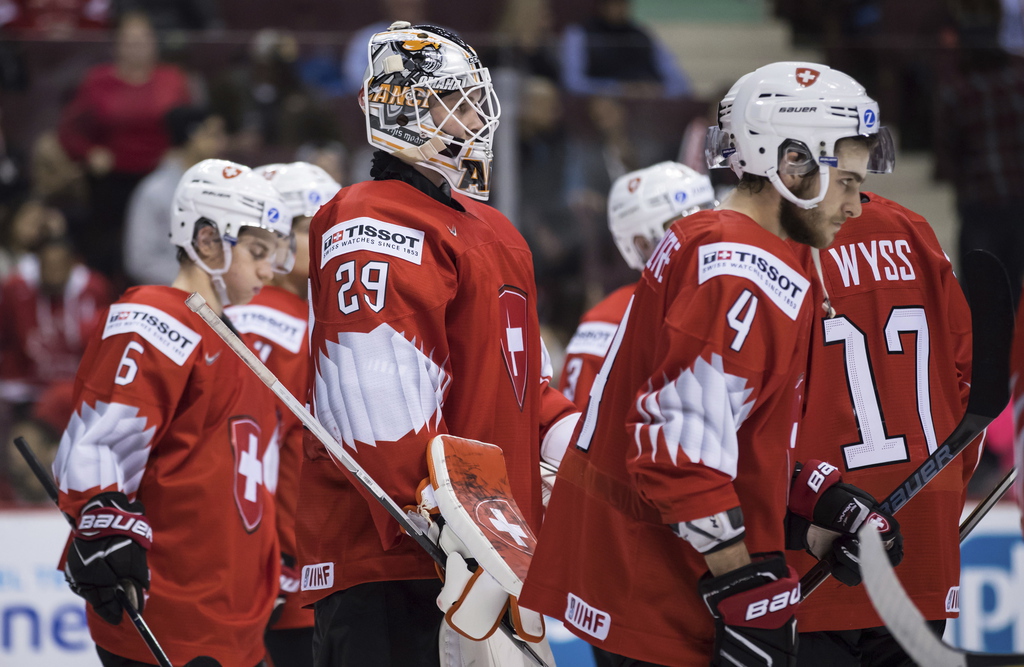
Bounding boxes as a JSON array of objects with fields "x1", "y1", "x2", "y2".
[
  {"x1": 785, "y1": 460, "x2": 903, "y2": 586},
  {"x1": 65, "y1": 491, "x2": 151, "y2": 625},
  {"x1": 699, "y1": 553, "x2": 799, "y2": 667},
  {"x1": 268, "y1": 553, "x2": 300, "y2": 629}
]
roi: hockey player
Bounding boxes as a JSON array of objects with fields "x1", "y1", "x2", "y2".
[
  {"x1": 295, "y1": 22, "x2": 578, "y2": 666},
  {"x1": 520, "y1": 62, "x2": 901, "y2": 667},
  {"x1": 559, "y1": 161, "x2": 715, "y2": 408},
  {"x1": 787, "y1": 194, "x2": 975, "y2": 664},
  {"x1": 226, "y1": 161, "x2": 341, "y2": 667},
  {"x1": 52, "y1": 159, "x2": 294, "y2": 667}
]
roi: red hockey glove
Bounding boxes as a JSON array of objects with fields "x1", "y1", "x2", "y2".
[
  {"x1": 65, "y1": 491, "x2": 151, "y2": 624},
  {"x1": 699, "y1": 553, "x2": 799, "y2": 667},
  {"x1": 786, "y1": 460, "x2": 903, "y2": 585}
]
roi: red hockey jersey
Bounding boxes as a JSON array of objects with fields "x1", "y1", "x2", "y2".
[
  {"x1": 558, "y1": 283, "x2": 635, "y2": 408},
  {"x1": 226, "y1": 285, "x2": 313, "y2": 630},
  {"x1": 521, "y1": 211, "x2": 815, "y2": 665},
  {"x1": 789, "y1": 193, "x2": 975, "y2": 631},
  {"x1": 0, "y1": 258, "x2": 112, "y2": 403},
  {"x1": 297, "y1": 179, "x2": 577, "y2": 605},
  {"x1": 53, "y1": 286, "x2": 279, "y2": 666}
]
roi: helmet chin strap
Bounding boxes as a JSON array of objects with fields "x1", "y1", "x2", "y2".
[
  {"x1": 766, "y1": 165, "x2": 829, "y2": 210},
  {"x1": 186, "y1": 241, "x2": 234, "y2": 307}
]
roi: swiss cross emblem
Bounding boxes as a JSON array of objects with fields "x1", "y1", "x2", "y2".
[
  {"x1": 475, "y1": 498, "x2": 536, "y2": 554},
  {"x1": 718, "y1": 250, "x2": 732, "y2": 260},
  {"x1": 222, "y1": 165, "x2": 243, "y2": 179},
  {"x1": 795, "y1": 67, "x2": 819, "y2": 87},
  {"x1": 498, "y1": 286, "x2": 529, "y2": 410},
  {"x1": 230, "y1": 416, "x2": 265, "y2": 532},
  {"x1": 627, "y1": 177, "x2": 641, "y2": 193}
]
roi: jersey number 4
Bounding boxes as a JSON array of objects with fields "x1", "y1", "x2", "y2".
[{"x1": 825, "y1": 307, "x2": 937, "y2": 470}]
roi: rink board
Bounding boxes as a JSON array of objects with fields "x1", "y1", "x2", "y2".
[{"x1": 2, "y1": 504, "x2": 1021, "y2": 666}]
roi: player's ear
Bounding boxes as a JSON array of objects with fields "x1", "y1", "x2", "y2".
[
  {"x1": 193, "y1": 224, "x2": 224, "y2": 265},
  {"x1": 357, "y1": 88, "x2": 367, "y2": 113}
]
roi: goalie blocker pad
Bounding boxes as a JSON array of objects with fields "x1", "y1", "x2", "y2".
[{"x1": 425, "y1": 435, "x2": 546, "y2": 643}]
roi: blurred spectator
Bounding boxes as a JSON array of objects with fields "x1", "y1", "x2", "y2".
[
  {"x1": 123, "y1": 106, "x2": 227, "y2": 286},
  {"x1": 111, "y1": 0, "x2": 221, "y2": 31},
  {"x1": 487, "y1": 0, "x2": 560, "y2": 79},
  {"x1": 57, "y1": 11, "x2": 191, "y2": 283},
  {"x1": 516, "y1": 76, "x2": 582, "y2": 339},
  {"x1": 0, "y1": 231, "x2": 113, "y2": 412},
  {"x1": 0, "y1": 0, "x2": 109, "y2": 37},
  {"x1": 0, "y1": 198, "x2": 67, "y2": 279},
  {"x1": 210, "y1": 29, "x2": 336, "y2": 165},
  {"x1": 340, "y1": 0, "x2": 429, "y2": 94},
  {"x1": 935, "y1": 15, "x2": 1024, "y2": 305},
  {"x1": 560, "y1": 0, "x2": 691, "y2": 99},
  {"x1": 295, "y1": 140, "x2": 348, "y2": 186},
  {"x1": 2, "y1": 379, "x2": 73, "y2": 506}
]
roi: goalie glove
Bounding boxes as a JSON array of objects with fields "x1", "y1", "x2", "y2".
[
  {"x1": 408, "y1": 435, "x2": 546, "y2": 643},
  {"x1": 65, "y1": 491, "x2": 152, "y2": 625},
  {"x1": 699, "y1": 553, "x2": 799, "y2": 667},
  {"x1": 786, "y1": 460, "x2": 904, "y2": 586}
]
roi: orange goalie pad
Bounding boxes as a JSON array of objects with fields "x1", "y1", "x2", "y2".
[{"x1": 426, "y1": 435, "x2": 537, "y2": 593}]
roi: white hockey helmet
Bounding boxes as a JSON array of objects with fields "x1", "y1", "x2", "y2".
[
  {"x1": 171, "y1": 159, "x2": 294, "y2": 298},
  {"x1": 254, "y1": 162, "x2": 342, "y2": 219},
  {"x1": 608, "y1": 162, "x2": 715, "y2": 271},
  {"x1": 705, "y1": 62, "x2": 895, "y2": 209},
  {"x1": 361, "y1": 21, "x2": 500, "y2": 200}
]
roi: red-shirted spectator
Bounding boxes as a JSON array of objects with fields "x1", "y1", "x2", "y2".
[
  {"x1": 0, "y1": 0, "x2": 109, "y2": 37},
  {"x1": 57, "y1": 11, "x2": 190, "y2": 282},
  {"x1": 0, "y1": 233, "x2": 113, "y2": 408}
]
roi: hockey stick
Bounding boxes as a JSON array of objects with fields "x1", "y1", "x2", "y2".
[
  {"x1": 801, "y1": 249, "x2": 1015, "y2": 600},
  {"x1": 10, "y1": 437, "x2": 223, "y2": 667},
  {"x1": 185, "y1": 293, "x2": 550, "y2": 667},
  {"x1": 960, "y1": 468, "x2": 1017, "y2": 542},
  {"x1": 861, "y1": 521, "x2": 1024, "y2": 667}
]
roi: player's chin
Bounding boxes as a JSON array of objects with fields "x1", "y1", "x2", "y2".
[{"x1": 229, "y1": 285, "x2": 262, "y2": 306}]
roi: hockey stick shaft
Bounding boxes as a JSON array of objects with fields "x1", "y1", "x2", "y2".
[
  {"x1": 861, "y1": 522, "x2": 1024, "y2": 667},
  {"x1": 960, "y1": 468, "x2": 1017, "y2": 542},
  {"x1": 185, "y1": 293, "x2": 549, "y2": 667},
  {"x1": 13, "y1": 437, "x2": 174, "y2": 667},
  {"x1": 801, "y1": 250, "x2": 1014, "y2": 600}
]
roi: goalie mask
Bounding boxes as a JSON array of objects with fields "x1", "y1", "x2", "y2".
[
  {"x1": 608, "y1": 161, "x2": 715, "y2": 271},
  {"x1": 361, "y1": 21, "x2": 500, "y2": 200},
  {"x1": 171, "y1": 159, "x2": 293, "y2": 304},
  {"x1": 705, "y1": 62, "x2": 895, "y2": 209},
  {"x1": 254, "y1": 162, "x2": 341, "y2": 219}
]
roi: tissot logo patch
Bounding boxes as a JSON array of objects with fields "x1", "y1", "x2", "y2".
[
  {"x1": 321, "y1": 217, "x2": 425, "y2": 267},
  {"x1": 102, "y1": 303, "x2": 200, "y2": 366},
  {"x1": 225, "y1": 305, "x2": 306, "y2": 353},
  {"x1": 565, "y1": 321, "x2": 619, "y2": 357},
  {"x1": 698, "y1": 242, "x2": 809, "y2": 320},
  {"x1": 498, "y1": 286, "x2": 529, "y2": 410}
]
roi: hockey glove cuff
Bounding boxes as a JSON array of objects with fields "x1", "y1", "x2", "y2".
[
  {"x1": 699, "y1": 553, "x2": 799, "y2": 667},
  {"x1": 65, "y1": 491, "x2": 151, "y2": 625}
]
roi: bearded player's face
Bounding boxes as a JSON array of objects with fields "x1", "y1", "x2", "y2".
[{"x1": 781, "y1": 140, "x2": 870, "y2": 249}]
